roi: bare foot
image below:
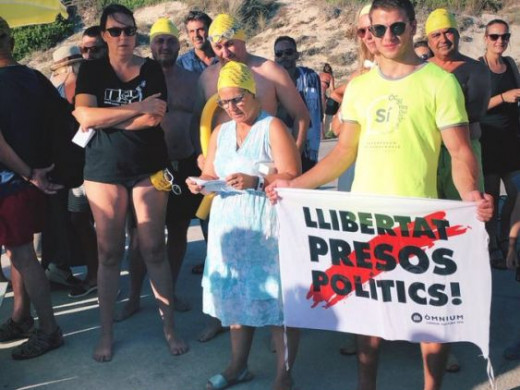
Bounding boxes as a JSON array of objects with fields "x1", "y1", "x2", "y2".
[
  {"x1": 114, "y1": 299, "x2": 139, "y2": 322},
  {"x1": 93, "y1": 334, "x2": 113, "y2": 362},
  {"x1": 274, "y1": 371, "x2": 294, "y2": 390},
  {"x1": 164, "y1": 330, "x2": 189, "y2": 355},
  {"x1": 173, "y1": 294, "x2": 191, "y2": 312},
  {"x1": 198, "y1": 317, "x2": 228, "y2": 342}
]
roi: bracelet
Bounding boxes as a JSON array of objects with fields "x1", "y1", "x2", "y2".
[
  {"x1": 256, "y1": 175, "x2": 265, "y2": 191},
  {"x1": 500, "y1": 93, "x2": 505, "y2": 103}
]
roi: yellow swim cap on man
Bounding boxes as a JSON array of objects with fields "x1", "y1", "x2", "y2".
[
  {"x1": 150, "y1": 17, "x2": 179, "y2": 41},
  {"x1": 208, "y1": 14, "x2": 246, "y2": 43},
  {"x1": 425, "y1": 8, "x2": 458, "y2": 35},
  {"x1": 217, "y1": 61, "x2": 256, "y2": 95}
]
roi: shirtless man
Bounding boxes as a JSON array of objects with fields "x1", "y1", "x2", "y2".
[
  {"x1": 117, "y1": 18, "x2": 202, "y2": 319},
  {"x1": 192, "y1": 13, "x2": 310, "y2": 342}
]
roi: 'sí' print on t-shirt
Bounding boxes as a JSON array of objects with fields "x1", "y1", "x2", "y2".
[{"x1": 104, "y1": 80, "x2": 146, "y2": 106}]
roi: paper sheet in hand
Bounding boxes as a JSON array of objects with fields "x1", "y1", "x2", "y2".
[
  {"x1": 189, "y1": 177, "x2": 235, "y2": 193},
  {"x1": 72, "y1": 127, "x2": 95, "y2": 148}
]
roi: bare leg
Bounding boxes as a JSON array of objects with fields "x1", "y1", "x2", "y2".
[
  {"x1": 7, "y1": 243, "x2": 57, "y2": 335},
  {"x1": 166, "y1": 217, "x2": 192, "y2": 312},
  {"x1": 421, "y1": 342, "x2": 449, "y2": 390},
  {"x1": 218, "y1": 325, "x2": 255, "y2": 381},
  {"x1": 84, "y1": 180, "x2": 128, "y2": 362},
  {"x1": 356, "y1": 335, "x2": 382, "y2": 390},
  {"x1": 132, "y1": 180, "x2": 188, "y2": 355},
  {"x1": 115, "y1": 226, "x2": 145, "y2": 322},
  {"x1": 271, "y1": 326, "x2": 299, "y2": 390},
  {"x1": 8, "y1": 260, "x2": 31, "y2": 322}
]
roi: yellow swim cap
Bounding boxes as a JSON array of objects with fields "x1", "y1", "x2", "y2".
[
  {"x1": 425, "y1": 8, "x2": 458, "y2": 36},
  {"x1": 150, "y1": 18, "x2": 179, "y2": 41},
  {"x1": 217, "y1": 61, "x2": 256, "y2": 95},
  {"x1": 358, "y1": 4, "x2": 371, "y2": 18},
  {"x1": 208, "y1": 14, "x2": 246, "y2": 43}
]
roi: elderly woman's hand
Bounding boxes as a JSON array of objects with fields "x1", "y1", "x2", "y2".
[{"x1": 225, "y1": 173, "x2": 257, "y2": 191}]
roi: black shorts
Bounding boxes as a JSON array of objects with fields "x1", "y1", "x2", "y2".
[{"x1": 165, "y1": 154, "x2": 203, "y2": 224}]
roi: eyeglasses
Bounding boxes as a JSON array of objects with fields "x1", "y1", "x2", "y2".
[
  {"x1": 369, "y1": 22, "x2": 407, "y2": 38},
  {"x1": 487, "y1": 33, "x2": 511, "y2": 42},
  {"x1": 275, "y1": 48, "x2": 296, "y2": 58},
  {"x1": 105, "y1": 26, "x2": 137, "y2": 37},
  {"x1": 80, "y1": 45, "x2": 104, "y2": 54},
  {"x1": 357, "y1": 27, "x2": 369, "y2": 39},
  {"x1": 217, "y1": 93, "x2": 246, "y2": 108}
]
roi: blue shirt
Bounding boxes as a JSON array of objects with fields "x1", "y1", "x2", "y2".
[{"x1": 177, "y1": 49, "x2": 217, "y2": 74}]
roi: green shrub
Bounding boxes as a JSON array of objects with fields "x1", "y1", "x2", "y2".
[{"x1": 12, "y1": 15, "x2": 74, "y2": 61}]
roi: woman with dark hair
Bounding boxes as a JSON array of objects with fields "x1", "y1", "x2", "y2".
[
  {"x1": 478, "y1": 19, "x2": 520, "y2": 270},
  {"x1": 73, "y1": 4, "x2": 187, "y2": 362}
]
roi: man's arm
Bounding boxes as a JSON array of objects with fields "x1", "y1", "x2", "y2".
[
  {"x1": 272, "y1": 63, "x2": 310, "y2": 153},
  {"x1": 441, "y1": 125, "x2": 478, "y2": 199},
  {"x1": 0, "y1": 130, "x2": 62, "y2": 193}
]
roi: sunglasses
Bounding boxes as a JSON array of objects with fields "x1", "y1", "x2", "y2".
[
  {"x1": 275, "y1": 48, "x2": 296, "y2": 58},
  {"x1": 370, "y1": 22, "x2": 407, "y2": 38},
  {"x1": 80, "y1": 45, "x2": 103, "y2": 54},
  {"x1": 487, "y1": 33, "x2": 511, "y2": 42},
  {"x1": 105, "y1": 26, "x2": 137, "y2": 37},
  {"x1": 217, "y1": 93, "x2": 246, "y2": 109},
  {"x1": 357, "y1": 27, "x2": 369, "y2": 39}
]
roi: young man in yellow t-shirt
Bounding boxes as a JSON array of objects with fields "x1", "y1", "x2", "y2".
[{"x1": 267, "y1": 0, "x2": 493, "y2": 389}]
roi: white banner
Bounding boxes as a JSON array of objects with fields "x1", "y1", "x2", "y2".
[{"x1": 276, "y1": 189, "x2": 491, "y2": 358}]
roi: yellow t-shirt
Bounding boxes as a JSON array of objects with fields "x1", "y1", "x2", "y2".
[{"x1": 339, "y1": 62, "x2": 468, "y2": 198}]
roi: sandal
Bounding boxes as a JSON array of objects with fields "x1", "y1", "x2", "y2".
[
  {"x1": 0, "y1": 317, "x2": 34, "y2": 342},
  {"x1": 207, "y1": 367, "x2": 254, "y2": 390},
  {"x1": 12, "y1": 326, "x2": 64, "y2": 360}
]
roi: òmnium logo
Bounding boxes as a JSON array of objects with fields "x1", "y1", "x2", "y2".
[{"x1": 411, "y1": 313, "x2": 464, "y2": 325}]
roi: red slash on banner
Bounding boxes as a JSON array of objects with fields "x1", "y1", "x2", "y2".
[{"x1": 306, "y1": 211, "x2": 469, "y2": 308}]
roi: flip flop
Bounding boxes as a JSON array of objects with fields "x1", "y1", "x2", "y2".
[{"x1": 207, "y1": 367, "x2": 254, "y2": 390}]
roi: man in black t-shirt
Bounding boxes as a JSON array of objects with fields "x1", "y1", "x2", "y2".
[{"x1": 0, "y1": 17, "x2": 64, "y2": 359}]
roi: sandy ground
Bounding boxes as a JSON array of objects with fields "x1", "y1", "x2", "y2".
[{"x1": 23, "y1": 0, "x2": 520, "y2": 80}]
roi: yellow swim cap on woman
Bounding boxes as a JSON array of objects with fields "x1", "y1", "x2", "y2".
[
  {"x1": 208, "y1": 14, "x2": 246, "y2": 43},
  {"x1": 217, "y1": 61, "x2": 256, "y2": 95},
  {"x1": 150, "y1": 17, "x2": 179, "y2": 41},
  {"x1": 425, "y1": 9, "x2": 458, "y2": 36}
]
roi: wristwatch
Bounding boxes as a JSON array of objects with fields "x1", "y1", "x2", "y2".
[{"x1": 256, "y1": 175, "x2": 265, "y2": 191}]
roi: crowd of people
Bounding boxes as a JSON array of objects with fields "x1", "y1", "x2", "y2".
[{"x1": 1, "y1": 0, "x2": 519, "y2": 388}]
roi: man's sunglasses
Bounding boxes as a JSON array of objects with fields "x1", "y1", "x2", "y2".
[
  {"x1": 217, "y1": 93, "x2": 245, "y2": 109},
  {"x1": 80, "y1": 46, "x2": 104, "y2": 54},
  {"x1": 275, "y1": 48, "x2": 296, "y2": 58},
  {"x1": 357, "y1": 27, "x2": 369, "y2": 39},
  {"x1": 105, "y1": 26, "x2": 137, "y2": 37},
  {"x1": 369, "y1": 22, "x2": 407, "y2": 38},
  {"x1": 487, "y1": 33, "x2": 511, "y2": 42}
]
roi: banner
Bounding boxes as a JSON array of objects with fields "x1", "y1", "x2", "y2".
[{"x1": 276, "y1": 189, "x2": 491, "y2": 358}]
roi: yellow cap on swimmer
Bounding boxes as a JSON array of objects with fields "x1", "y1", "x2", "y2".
[
  {"x1": 208, "y1": 14, "x2": 246, "y2": 43},
  {"x1": 217, "y1": 61, "x2": 256, "y2": 95},
  {"x1": 150, "y1": 17, "x2": 179, "y2": 41},
  {"x1": 425, "y1": 8, "x2": 458, "y2": 36},
  {"x1": 358, "y1": 4, "x2": 371, "y2": 18}
]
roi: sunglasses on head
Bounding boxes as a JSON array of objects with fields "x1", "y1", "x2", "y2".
[
  {"x1": 357, "y1": 27, "x2": 369, "y2": 39},
  {"x1": 217, "y1": 93, "x2": 246, "y2": 109},
  {"x1": 275, "y1": 48, "x2": 296, "y2": 58},
  {"x1": 487, "y1": 33, "x2": 511, "y2": 42},
  {"x1": 80, "y1": 45, "x2": 103, "y2": 54},
  {"x1": 106, "y1": 26, "x2": 137, "y2": 37},
  {"x1": 369, "y1": 22, "x2": 407, "y2": 38}
]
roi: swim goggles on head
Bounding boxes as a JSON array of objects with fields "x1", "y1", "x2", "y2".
[{"x1": 208, "y1": 28, "x2": 237, "y2": 43}]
